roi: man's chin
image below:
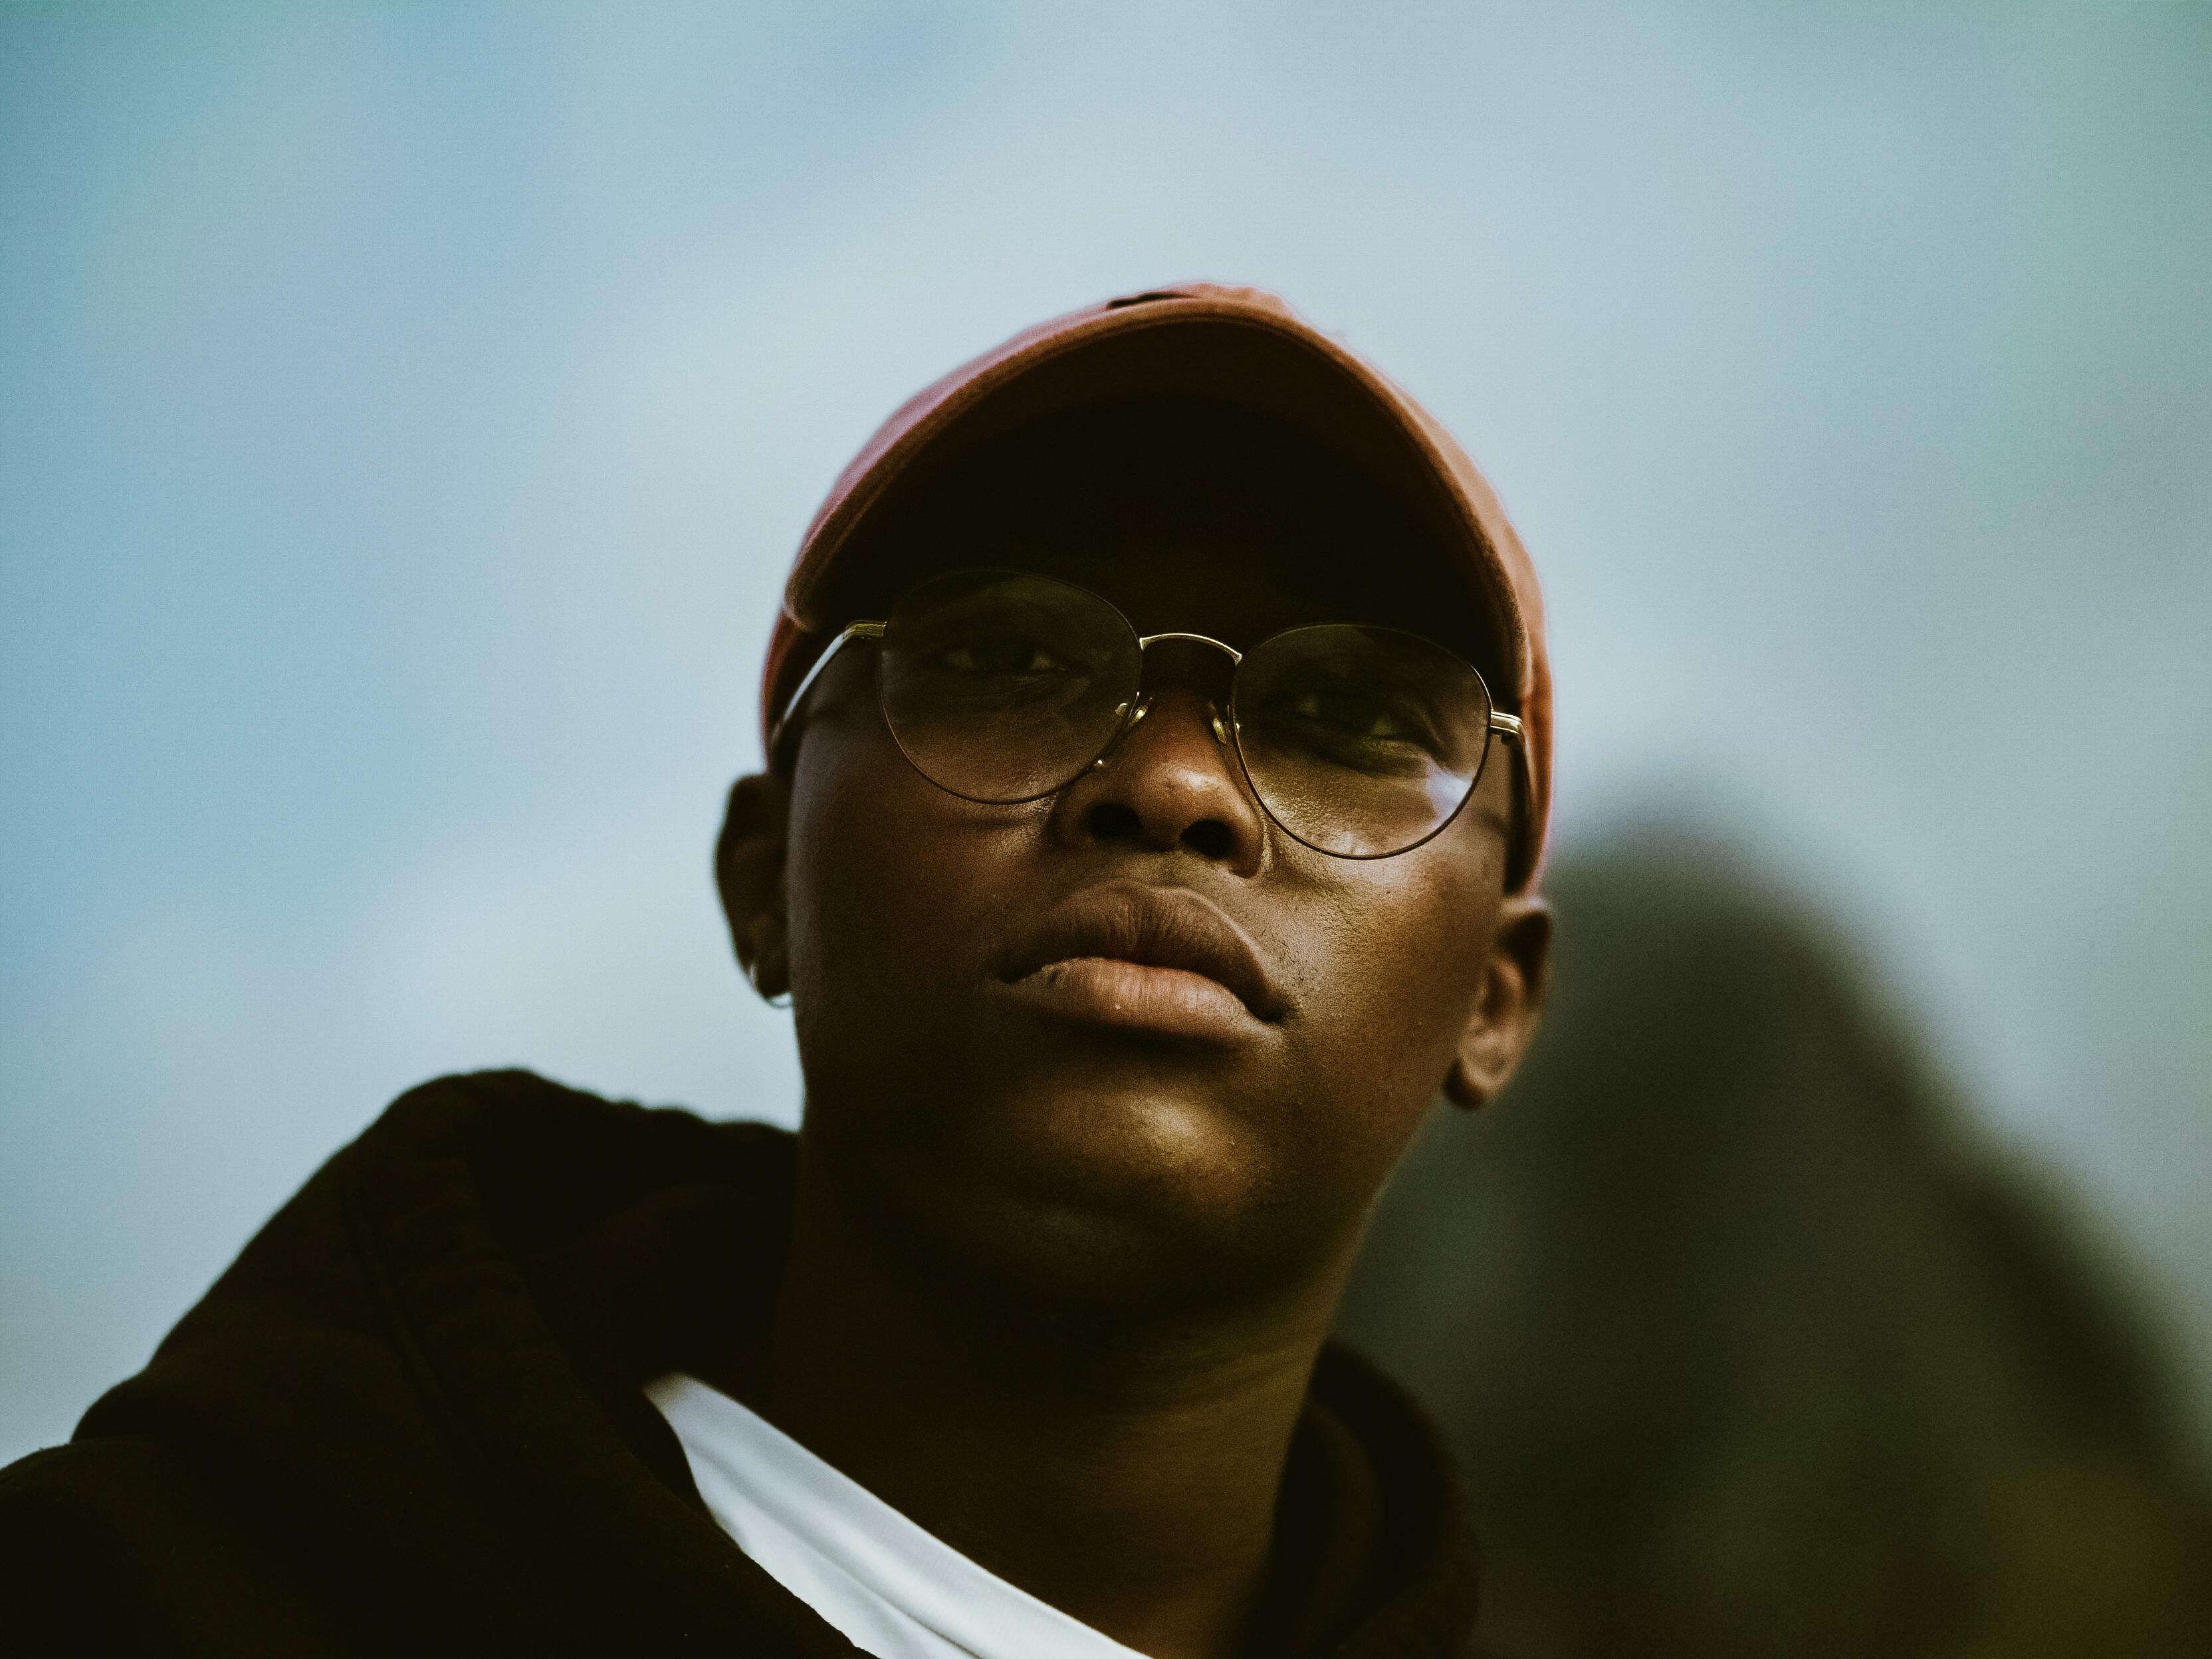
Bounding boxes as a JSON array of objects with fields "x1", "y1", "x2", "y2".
[{"x1": 826, "y1": 1083, "x2": 1304, "y2": 1312}]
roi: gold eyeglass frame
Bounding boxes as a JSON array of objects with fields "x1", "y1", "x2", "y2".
[{"x1": 768, "y1": 573, "x2": 1525, "y2": 860}]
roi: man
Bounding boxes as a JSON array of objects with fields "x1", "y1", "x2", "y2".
[{"x1": 1, "y1": 284, "x2": 1555, "y2": 1658}]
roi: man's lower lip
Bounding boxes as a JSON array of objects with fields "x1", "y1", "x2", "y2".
[{"x1": 1000, "y1": 957, "x2": 1266, "y2": 1042}]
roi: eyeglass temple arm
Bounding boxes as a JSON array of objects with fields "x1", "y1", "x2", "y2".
[
  {"x1": 1485, "y1": 710, "x2": 1539, "y2": 885},
  {"x1": 768, "y1": 619, "x2": 887, "y2": 754}
]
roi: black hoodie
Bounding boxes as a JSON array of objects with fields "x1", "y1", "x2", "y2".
[{"x1": 0, "y1": 1069, "x2": 1486, "y2": 1657}]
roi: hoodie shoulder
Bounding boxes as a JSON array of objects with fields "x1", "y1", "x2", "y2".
[{"x1": 1, "y1": 1071, "x2": 815, "y2": 1657}]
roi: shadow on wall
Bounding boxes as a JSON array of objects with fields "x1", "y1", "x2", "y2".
[{"x1": 1335, "y1": 827, "x2": 2212, "y2": 1659}]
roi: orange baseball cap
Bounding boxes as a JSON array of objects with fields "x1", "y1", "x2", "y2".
[{"x1": 758, "y1": 282, "x2": 1554, "y2": 889}]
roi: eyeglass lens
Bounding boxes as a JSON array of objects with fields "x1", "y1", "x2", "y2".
[{"x1": 875, "y1": 570, "x2": 1493, "y2": 858}]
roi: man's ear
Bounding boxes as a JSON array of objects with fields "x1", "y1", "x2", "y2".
[
  {"x1": 715, "y1": 772, "x2": 792, "y2": 1003},
  {"x1": 1444, "y1": 893, "x2": 1553, "y2": 1110}
]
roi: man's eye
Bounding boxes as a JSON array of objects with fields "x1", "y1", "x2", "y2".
[
  {"x1": 1289, "y1": 689, "x2": 1414, "y2": 742},
  {"x1": 940, "y1": 638, "x2": 1063, "y2": 674}
]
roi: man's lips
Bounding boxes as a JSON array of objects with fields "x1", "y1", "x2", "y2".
[{"x1": 996, "y1": 881, "x2": 1288, "y2": 1038}]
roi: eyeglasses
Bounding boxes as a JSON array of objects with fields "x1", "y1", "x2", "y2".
[{"x1": 771, "y1": 570, "x2": 1523, "y2": 859}]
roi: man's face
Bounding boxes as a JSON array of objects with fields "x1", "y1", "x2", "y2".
[{"x1": 741, "y1": 432, "x2": 1539, "y2": 1314}]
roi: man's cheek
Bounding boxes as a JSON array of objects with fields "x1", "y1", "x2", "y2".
[
  {"x1": 794, "y1": 813, "x2": 1000, "y2": 1043},
  {"x1": 1339, "y1": 902, "x2": 1490, "y2": 1087}
]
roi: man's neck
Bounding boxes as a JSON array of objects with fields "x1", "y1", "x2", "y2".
[{"x1": 697, "y1": 1164, "x2": 1347, "y2": 1659}]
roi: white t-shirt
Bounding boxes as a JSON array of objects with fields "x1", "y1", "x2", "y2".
[{"x1": 646, "y1": 1373, "x2": 1150, "y2": 1659}]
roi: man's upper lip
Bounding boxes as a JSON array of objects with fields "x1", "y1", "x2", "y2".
[{"x1": 1001, "y1": 882, "x2": 1288, "y2": 1022}]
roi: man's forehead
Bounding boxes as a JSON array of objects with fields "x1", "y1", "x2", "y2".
[
  {"x1": 948, "y1": 531, "x2": 1468, "y2": 654},
  {"x1": 847, "y1": 396, "x2": 1505, "y2": 675}
]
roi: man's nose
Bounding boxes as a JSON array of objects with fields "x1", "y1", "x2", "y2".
[{"x1": 1048, "y1": 685, "x2": 1268, "y2": 873}]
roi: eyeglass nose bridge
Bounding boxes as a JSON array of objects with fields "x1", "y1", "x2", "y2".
[
  {"x1": 1133, "y1": 630, "x2": 1243, "y2": 735},
  {"x1": 1093, "y1": 630, "x2": 1244, "y2": 770},
  {"x1": 1137, "y1": 631, "x2": 1241, "y2": 745},
  {"x1": 1135, "y1": 629, "x2": 1244, "y2": 666}
]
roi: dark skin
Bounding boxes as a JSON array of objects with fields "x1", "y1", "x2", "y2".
[{"x1": 709, "y1": 431, "x2": 1551, "y2": 1659}]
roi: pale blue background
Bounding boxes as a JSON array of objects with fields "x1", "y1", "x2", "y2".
[{"x1": 4, "y1": 2, "x2": 2208, "y2": 1466}]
